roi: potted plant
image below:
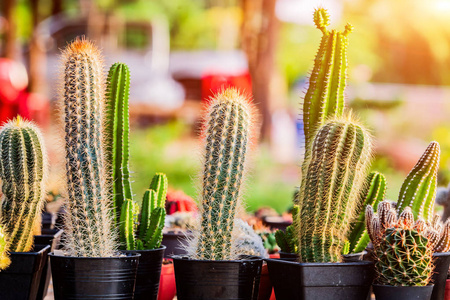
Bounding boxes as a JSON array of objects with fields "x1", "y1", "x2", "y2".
[
  {"x1": 173, "y1": 88, "x2": 263, "y2": 299},
  {"x1": 105, "y1": 62, "x2": 167, "y2": 300},
  {"x1": 366, "y1": 203, "x2": 436, "y2": 300},
  {"x1": 48, "y1": 38, "x2": 140, "y2": 300},
  {"x1": 0, "y1": 117, "x2": 51, "y2": 299}
]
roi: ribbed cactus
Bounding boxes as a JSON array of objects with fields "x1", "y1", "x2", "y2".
[
  {"x1": 397, "y1": 141, "x2": 440, "y2": 222},
  {"x1": 0, "y1": 225, "x2": 10, "y2": 270},
  {"x1": 189, "y1": 88, "x2": 257, "y2": 261},
  {"x1": 119, "y1": 173, "x2": 168, "y2": 250},
  {"x1": 61, "y1": 38, "x2": 116, "y2": 257},
  {"x1": 302, "y1": 8, "x2": 353, "y2": 149},
  {"x1": 298, "y1": 115, "x2": 372, "y2": 262},
  {"x1": 348, "y1": 172, "x2": 386, "y2": 253},
  {"x1": 366, "y1": 204, "x2": 434, "y2": 286},
  {"x1": 105, "y1": 62, "x2": 132, "y2": 224},
  {"x1": 0, "y1": 117, "x2": 48, "y2": 253},
  {"x1": 275, "y1": 205, "x2": 299, "y2": 253}
]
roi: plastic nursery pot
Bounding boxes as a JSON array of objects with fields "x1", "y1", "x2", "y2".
[
  {"x1": 41, "y1": 211, "x2": 56, "y2": 230},
  {"x1": 49, "y1": 251, "x2": 140, "y2": 300},
  {"x1": 445, "y1": 279, "x2": 450, "y2": 300},
  {"x1": 262, "y1": 216, "x2": 292, "y2": 231},
  {"x1": 0, "y1": 244, "x2": 50, "y2": 300},
  {"x1": 279, "y1": 251, "x2": 298, "y2": 259},
  {"x1": 34, "y1": 229, "x2": 63, "y2": 300},
  {"x1": 431, "y1": 252, "x2": 450, "y2": 300},
  {"x1": 373, "y1": 284, "x2": 434, "y2": 300},
  {"x1": 266, "y1": 258, "x2": 375, "y2": 300},
  {"x1": 173, "y1": 255, "x2": 263, "y2": 300},
  {"x1": 158, "y1": 260, "x2": 176, "y2": 300},
  {"x1": 127, "y1": 246, "x2": 165, "y2": 300},
  {"x1": 162, "y1": 231, "x2": 192, "y2": 258}
]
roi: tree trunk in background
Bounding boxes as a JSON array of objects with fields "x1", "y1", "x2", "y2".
[
  {"x1": 241, "y1": 0, "x2": 278, "y2": 141},
  {"x1": 29, "y1": 0, "x2": 46, "y2": 93},
  {"x1": 2, "y1": 0, "x2": 16, "y2": 59}
]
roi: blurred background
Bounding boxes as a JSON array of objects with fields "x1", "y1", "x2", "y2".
[{"x1": 1, "y1": 0, "x2": 450, "y2": 213}]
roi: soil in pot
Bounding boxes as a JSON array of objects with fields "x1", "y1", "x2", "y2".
[
  {"x1": 0, "y1": 244, "x2": 50, "y2": 300},
  {"x1": 373, "y1": 284, "x2": 434, "y2": 300},
  {"x1": 266, "y1": 258, "x2": 374, "y2": 300},
  {"x1": 431, "y1": 252, "x2": 450, "y2": 300},
  {"x1": 173, "y1": 255, "x2": 263, "y2": 300},
  {"x1": 127, "y1": 246, "x2": 165, "y2": 300},
  {"x1": 49, "y1": 251, "x2": 140, "y2": 300},
  {"x1": 158, "y1": 260, "x2": 176, "y2": 300}
]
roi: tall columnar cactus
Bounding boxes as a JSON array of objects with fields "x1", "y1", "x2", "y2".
[
  {"x1": 302, "y1": 8, "x2": 353, "y2": 150},
  {"x1": 348, "y1": 172, "x2": 386, "y2": 253},
  {"x1": 0, "y1": 117, "x2": 48, "y2": 253},
  {"x1": 298, "y1": 115, "x2": 372, "y2": 262},
  {"x1": 119, "y1": 173, "x2": 167, "y2": 250},
  {"x1": 105, "y1": 63, "x2": 132, "y2": 224},
  {"x1": 61, "y1": 38, "x2": 116, "y2": 257},
  {"x1": 189, "y1": 88, "x2": 257, "y2": 261},
  {"x1": 0, "y1": 225, "x2": 10, "y2": 270},
  {"x1": 397, "y1": 141, "x2": 440, "y2": 222}
]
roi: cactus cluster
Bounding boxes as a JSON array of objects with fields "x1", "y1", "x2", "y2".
[
  {"x1": 60, "y1": 38, "x2": 116, "y2": 257},
  {"x1": 275, "y1": 205, "x2": 299, "y2": 254},
  {"x1": 347, "y1": 172, "x2": 386, "y2": 253},
  {"x1": 0, "y1": 117, "x2": 48, "y2": 254},
  {"x1": 188, "y1": 88, "x2": 257, "y2": 261},
  {"x1": 366, "y1": 202, "x2": 436, "y2": 286}
]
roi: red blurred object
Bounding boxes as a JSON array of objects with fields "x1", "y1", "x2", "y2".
[
  {"x1": 166, "y1": 190, "x2": 197, "y2": 215},
  {"x1": 201, "y1": 71, "x2": 252, "y2": 103},
  {"x1": 258, "y1": 253, "x2": 279, "y2": 300},
  {"x1": 158, "y1": 260, "x2": 176, "y2": 300}
]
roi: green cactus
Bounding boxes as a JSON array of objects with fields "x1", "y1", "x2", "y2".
[
  {"x1": 397, "y1": 141, "x2": 440, "y2": 222},
  {"x1": 302, "y1": 8, "x2": 353, "y2": 150},
  {"x1": 0, "y1": 225, "x2": 10, "y2": 270},
  {"x1": 61, "y1": 38, "x2": 116, "y2": 257},
  {"x1": 275, "y1": 205, "x2": 299, "y2": 253},
  {"x1": 105, "y1": 62, "x2": 132, "y2": 224},
  {"x1": 298, "y1": 115, "x2": 372, "y2": 262},
  {"x1": 348, "y1": 172, "x2": 386, "y2": 253},
  {"x1": 119, "y1": 173, "x2": 168, "y2": 250},
  {"x1": 0, "y1": 117, "x2": 48, "y2": 253},
  {"x1": 190, "y1": 88, "x2": 256, "y2": 261}
]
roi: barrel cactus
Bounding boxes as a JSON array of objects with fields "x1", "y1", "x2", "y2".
[
  {"x1": 61, "y1": 38, "x2": 116, "y2": 257},
  {"x1": 298, "y1": 115, "x2": 372, "y2": 262},
  {"x1": 188, "y1": 88, "x2": 257, "y2": 261},
  {"x1": 0, "y1": 117, "x2": 48, "y2": 253}
]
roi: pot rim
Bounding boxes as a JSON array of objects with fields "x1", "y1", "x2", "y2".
[
  {"x1": 433, "y1": 251, "x2": 450, "y2": 257},
  {"x1": 265, "y1": 257, "x2": 374, "y2": 266},
  {"x1": 372, "y1": 283, "x2": 434, "y2": 288},
  {"x1": 9, "y1": 244, "x2": 51, "y2": 256},
  {"x1": 48, "y1": 251, "x2": 141, "y2": 260},
  {"x1": 172, "y1": 254, "x2": 263, "y2": 264},
  {"x1": 124, "y1": 245, "x2": 166, "y2": 253}
]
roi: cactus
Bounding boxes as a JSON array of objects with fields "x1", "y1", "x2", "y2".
[
  {"x1": 348, "y1": 172, "x2": 386, "y2": 253},
  {"x1": 366, "y1": 204, "x2": 433, "y2": 286},
  {"x1": 105, "y1": 63, "x2": 132, "y2": 224},
  {"x1": 0, "y1": 225, "x2": 10, "y2": 270},
  {"x1": 0, "y1": 117, "x2": 48, "y2": 253},
  {"x1": 119, "y1": 173, "x2": 168, "y2": 250},
  {"x1": 233, "y1": 219, "x2": 267, "y2": 258},
  {"x1": 397, "y1": 141, "x2": 440, "y2": 222},
  {"x1": 188, "y1": 88, "x2": 257, "y2": 261},
  {"x1": 436, "y1": 184, "x2": 450, "y2": 222},
  {"x1": 302, "y1": 8, "x2": 353, "y2": 150},
  {"x1": 297, "y1": 115, "x2": 372, "y2": 262},
  {"x1": 61, "y1": 38, "x2": 116, "y2": 257},
  {"x1": 275, "y1": 205, "x2": 299, "y2": 253}
]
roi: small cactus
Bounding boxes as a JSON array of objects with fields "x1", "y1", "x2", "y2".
[
  {"x1": 233, "y1": 219, "x2": 267, "y2": 258},
  {"x1": 0, "y1": 225, "x2": 10, "y2": 270},
  {"x1": 60, "y1": 38, "x2": 116, "y2": 257},
  {"x1": 188, "y1": 88, "x2": 257, "y2": 260},
  {"x1": 0, "y1": 117, "x2": 48, "y2": 253},
  {"x1": 302, "y1": 8, "x2": 353, "y2": 150},
  {"x1": 348, "y1": 172, "x2": 386, "y2": 253},
  {"x1": 298, "y1": 115, "x2": 372, "y2": 262},
  {"x1": 397, "y1": 142, "x2": 440, "y2": 222},
  {"x1": 275, "y1": 205, "x2": 299, "y2": 254}
]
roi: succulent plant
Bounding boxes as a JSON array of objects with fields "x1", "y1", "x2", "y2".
[
  {"x1": 119, "y1": 173, "x2": 168, "y2": 250},
  {"x1": 366, "y1": 203, "x2": 434, "y2": 286},
  {"x1": 302, "y1": 8, "x2": 353, "y2": 150},
  {"x1": 348, "y1": 172, "x2": 386, "y2": 253},
  {"x1": 61, "y1": 38, "x2": 116, "y2": 257},
  {"x1": 275, "y1": 205, "x2": 299, "y2": 254},
  {"x1": 233, "y1": 219, "x2": 267, "y2": 258},
  {"x1": 298, "y1": 115, "x2": 372, "y2": 263},
  {"x1": 397, "y1": 141, "x2": 440, "y2": 222},
  {"x1": 187, "y1": 88, "x2": 257, "y2": 260},
  {"x1": 0, "y1": 225, "x2": 10, "y2": 270},
  {"x1": 0, "y1": 117, "x2": 48, "y2": 253}
]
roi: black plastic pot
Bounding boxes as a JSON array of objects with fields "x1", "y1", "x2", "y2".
[
  {"x1": 173, "y1": 255, "x2": 263, "y2": 300},
  {"x1": 266, "y1": 258, "x2": 375, "y2": 300},
  {"x1": 41, "y1": 212, "x2": 56, "y2": 230},
  {"x1": 373, "y1": 284, "x2": 434, "y2": 300},
  {"x1": 431, "y1": 252, "x2": 450, "y2": 300},
  {"x1": 49, "y1": 251, "x2": 140, "y2": 300},
  {"x1": 34, "y1": 229, "x2": 63, "y2": 300},
  {"x1": 279, "y1": 251, "x2": 298, "y2": 259},
  {"x1": 127, "y1": 246, "x2": 165, "y2": 300},
  {"x1": 162, "y1": 231, "x2": 192, "y2": 258},
  {"x1": 0, "y1": 244, "x2": 50, "y2": 300},
  {"x1": 262, "y1": 216, "x2": 292, "y2": 231}
]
